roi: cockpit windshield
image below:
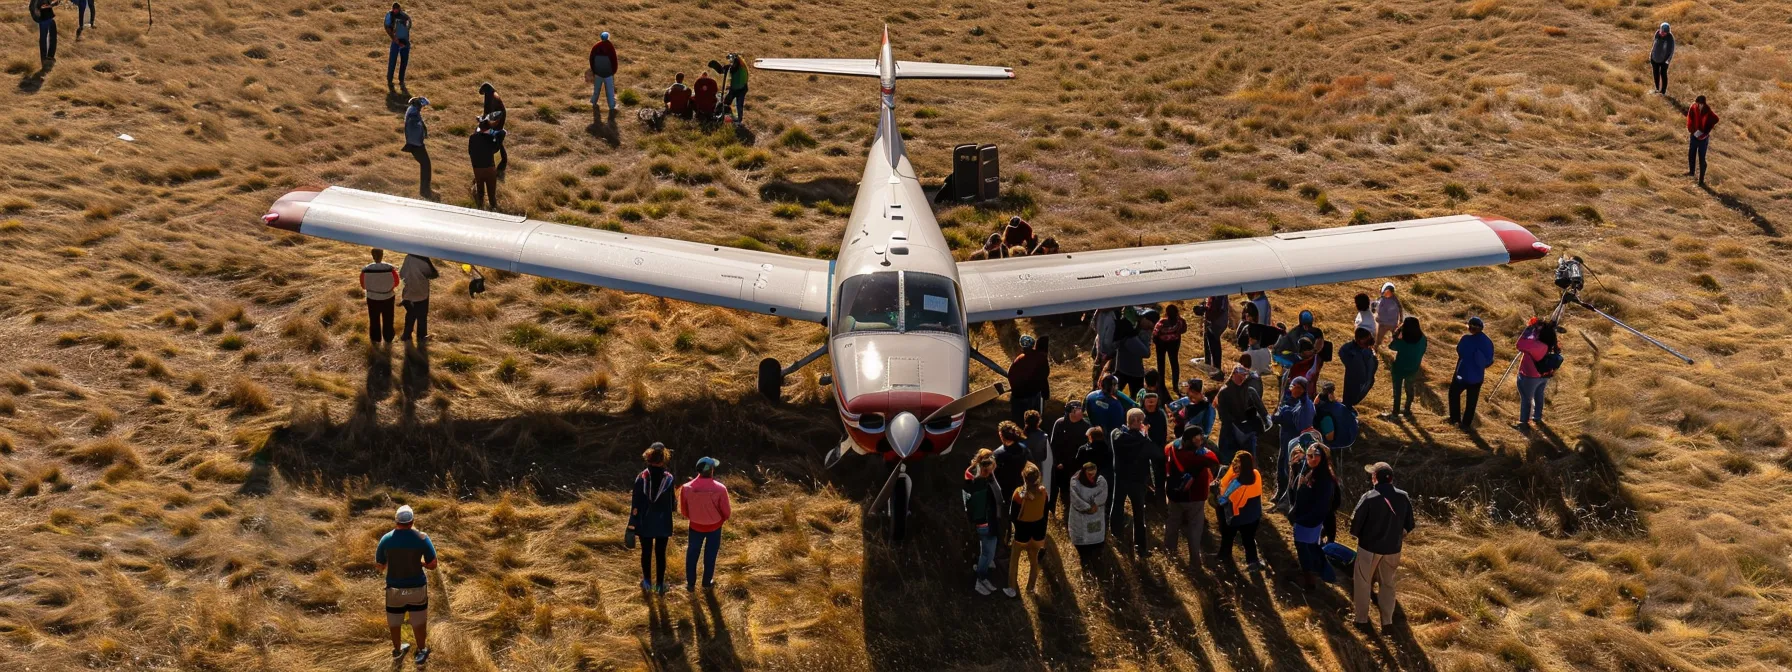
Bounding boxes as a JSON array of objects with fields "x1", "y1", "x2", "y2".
[{"x1": 833, "y1": 271, "x2": 964, "y2": 336}]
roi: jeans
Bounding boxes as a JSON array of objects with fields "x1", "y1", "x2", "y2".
[
  {"x1": 386, "y1": 42, "x2": 409, "y2": 84},
  {"x1": 37, "y1": 19, "x2": 57, "y2": 62},
  {"x1": 1296, "y1": 539, "x2": 1335, "y2": 581},
  {"x1": 723, "y1": 86, "x2": 746, "y2": 121},
  {"x1": 1448, "y1": 379, "x2": 1482, "y2": 427},
  {"x1": 74, "y1": 0, "x2": 92, "y2": 27},
  {"x1": 1219, "y1": 424, "x2": 1256, "y2": 465},
  {"x1": 1651, "y1": 61, "x2": 1668, "y2": 94},
  {"x1": 1202, "y1": 327, "x2": 1224, "y2": 374},
  {"x1": 639, "y1": 535, "x2": 668, "y2": 585},
  {"x1": 1517, "y1": 375, "x2": 1549, "y2": 423},
  {"x1": 974, "y1": 525, "x2": 997, "y2": 580},
  {"x1": 592, "y1": 75, "x2": 617, "y2": 110},
  {"x1": 685, "y1": 529, "x2": 721, "y2": 588},
  {"x1": 1156, "y1": 340, "x2": 1181, "y2": 391},
  {"x1": 401, "y1": 299, "x2": 428, "y2": 341},
  {"x1": 402, "y1": 144, "x2": 432, "y2": 198},
  {"x1": 1220, "y1": 520, "x2": 1259, "y2": 565},
  {"x1": 1009, "y1": 393, "x2": 1042, "y2": 426},
  {"x1": 1689, "y1": 136, "x2": 1709, "y2": 181},
  {"x1": 366, "y1": 298, "x2": 395, "y2": 344},
  {"x1": 1390, "y1": 372, "x2": 1417, "y2": 413}
]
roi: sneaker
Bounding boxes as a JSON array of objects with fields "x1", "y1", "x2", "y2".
[
  {"x1": 974, "y1": 579, "x2": 992, "y2": 596},
  {"x1": 413, "y1": 647, "x2": 431, "y2": 665},
  {"x1": 1245, "y1": 561, "x2": 1265, "y2": 573},
  {"x1": 1378, "y1": 412, "x2": 1398, "y2": 420},
  {"x1": 1513, "y1": 422, "x2": 1532, "y2": 432},
  {"x1": 1003, "y1": 587, "x2": 1018, "y2": 598},
  {"x1": 655, "y1": 583, "x2": 668, "y2": 594},
  {"x1": 640, "y1": 580, "x2": 653, "y2": 591},
  {"x1": 686, "y1": 583, "x2": 696, "y2": 592},
  {"x1": 393, "y1": 643, "x2": 412, "y2": 659}
]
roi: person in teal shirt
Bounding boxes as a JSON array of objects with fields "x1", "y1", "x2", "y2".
[{"x1": 1384, "y1": 316, "x2": 1427, "y2": 418}]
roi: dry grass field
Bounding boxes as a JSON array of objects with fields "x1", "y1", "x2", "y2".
[{"x1": 4, "y1": 0, "x2": 1792, "y2": 668}]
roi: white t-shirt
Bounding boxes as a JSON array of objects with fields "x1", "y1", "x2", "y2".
[{"x1": 400, "y1": 255, "x2": 433, "y2": 302}]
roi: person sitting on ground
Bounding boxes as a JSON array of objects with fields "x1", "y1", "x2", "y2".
[
  {"x1": 1031, "y1": 236, "x2": 1060, "y2": 256},
  {"x1": 1352, "y1": 462, "x2": 1415, "y2": 631},
  {"x1": 1272, "y1": 310, "x2": 1319, "y2": 372},
  {"x1": 664, "y1": 72, "x2": 694, "y2": 119},
  {"x1": 963, "y1": 449, "x2": 1003, "y2": 596},
  {"x1": 629, "y1": 443, "x2": 678, "y2": 593},
  {"x1": 1164, "y1": 426, "x2": 1220, "y2": 567},
  {"x1": 1047, "y1": 401, "x2": 1092, "y2": 518},
  {"x1": 1006, "y1": 463, "x2": 1050, "y2": 597},
  {"x1": 678, "y1": 456, "x2": 731, "y2": 591},
  {"x1": 1002, "y1": 216, "x2": 1037, "y2": 251},
  {"x1": 1067, "y1": 461, "x2": 1109, "y2": 566},
  {"x1": 376, "y1": 505, "x2": 437, "y2": 665},
  {"x1": 480, "y1": 83, "x2": 508, "y2": 172},
  {"x1": 980, "y1": 232, "x2": 1007, "y2": 259},
  {"x1": 1385, "y1": 317, "x2": 1428, "y2": 419},
  {"x1": 692, "y1": 71, "x2": 719, "y2": 119}
]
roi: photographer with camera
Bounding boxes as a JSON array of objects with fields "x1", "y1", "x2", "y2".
[
  {"x1": 1513, "y1": 318, "x2": 1560, "y2": 432},
  {"x1": 708, "y1": 53, "x2": 749, "y2": 124}
]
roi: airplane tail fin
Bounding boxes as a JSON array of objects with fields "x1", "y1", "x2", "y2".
[{"x1": 752, "y1": 58, "x2": 1013, "y2": 80}]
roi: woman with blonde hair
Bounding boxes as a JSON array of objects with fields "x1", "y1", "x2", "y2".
[
  {"x1": 1006, "y1": 462, "x2": 1050, "y2": 597},
  {"x1": 962, "y1": 448, "x2": 1003, "y2": 595}
]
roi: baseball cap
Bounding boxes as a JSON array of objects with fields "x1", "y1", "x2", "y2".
[
  {"x1": 1468, "y1": 316, "x2": 1484, "y2": 329},
  {"x1": 1064, "y1": 400, "x2": 1083, "y2": 411},
  {"x1": 1019, "y1": 334, "x2": 1036, "y2": 349},
  {"x1": 395, "y1": 505, "x2": 414, "y2": 524},
  {"x1": 1365, "y1": 461, "x2": 1394, "y2": 478},
  {"x1": 601, "y1": 31, "x2": 611, "y2": 40},
  {"x1": 696, "y1": 456, "x2": 720, "y2": 473},
  {"x1": 1290, "y1": 376, "x2": 1309, "y2": 389}
]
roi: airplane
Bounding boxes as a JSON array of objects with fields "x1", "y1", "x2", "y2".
[{"x1": 261, "y1": 28, "x2": 1551, "y2": 537}]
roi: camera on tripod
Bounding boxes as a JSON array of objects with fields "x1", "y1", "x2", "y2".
[{"x1": 1554, "y1": 256, "x2": 1585, "y2": 293}]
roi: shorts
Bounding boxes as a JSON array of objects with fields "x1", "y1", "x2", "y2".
[
  {"x1": 1013, "y1": 518, "x2": 1047, "y2": 544},
  {"x1": 385, "y1": 586, "x2": 429, "y2": 627}
]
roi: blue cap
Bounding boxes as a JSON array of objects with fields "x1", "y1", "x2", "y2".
[
  {"x1": 601, "y1": 31, "x2": 611, "y2": 40},
  {"x1": 1299, "y1": 310, "x2": 1314, "y2": 326},
  {"x1": 1468, "y1": 316, "x2": 1484, "y2": 328},
  {"x1": 696, "y1": 456, "x2": 720, "y2": 473},
  {"x1": 1019, "y1": 334, "x2": 1036, "y2": 349}
]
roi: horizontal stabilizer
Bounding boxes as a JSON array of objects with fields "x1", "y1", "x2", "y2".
[{"x1": 752, "y1": 58, "x2": 1014, "y2": 80}]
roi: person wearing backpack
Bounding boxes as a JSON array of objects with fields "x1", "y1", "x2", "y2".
[
  {"x1": 1164, "y1": 427, "x2": 1220, "y2": 567},
  {"x1": 1313, "y1": 381, "x2": 1358, "y2": 454},
  {"x1": 1514, "y1": 319, "x2": 1561, "y2": 431},
  {"x1": 31, "y1": 0, "x2": 60, "y2": 63},
  {"x1": 588, "y1": 31, "x2": 620, "y2": 113}
]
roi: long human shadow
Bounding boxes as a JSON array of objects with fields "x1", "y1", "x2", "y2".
[
  {"x1": 1699, "y1": 183, "x2": 1780, "y2": 236},
  {"x1": 639, "y1": 594, "x2": 694, "y2": 672},
  {"x1": 18, "y1": 61, "x2": 52, "y2": 93},
  {"x1": 588, "y1": 108, "x2": 621, "y2": 148},
  {"x1": 1251, "y1": 517, "x2": 1414, "y2": 671},
  {"x1": 692, "y1": 591, "x2": 747, "y2": 672},
  {"x1": 1029, "y1": 540, "x2": 1097, "y2": 666}
]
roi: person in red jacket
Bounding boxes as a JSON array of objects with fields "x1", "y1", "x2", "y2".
[
  {"x1": 678, "y1": 456, "x2": 732, "y2": 590},
  {"x1": 1007, "y1": 334, "x2": 1050, "y2": 424},
  {"x1": 588, "y1": 31, "x2": 619, "y2": 112},
  {"x1": 664, "y1": 72, "x2": 694, "y2": 119},
  {"x1": 1687, "y1": 95, "x2": 1719, "y2": 185},
  {"x1": 692, "y1": 72, "x2": 719, "y2": 120},
  {"x1": 1164, "y1": 426, "x2": 1220, "y2": 566}
]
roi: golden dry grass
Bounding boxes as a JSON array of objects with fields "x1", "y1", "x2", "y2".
[{"x1": 3, "y1": 0, "x2": 1792, "y2": 669}]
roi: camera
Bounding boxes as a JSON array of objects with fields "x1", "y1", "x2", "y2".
[{"x1": 1553, "y1": 256, "x2": 1585, "y2": 292}]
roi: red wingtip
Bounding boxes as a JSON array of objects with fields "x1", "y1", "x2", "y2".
[
  {"x1": 1477, "y1": 216, "x2": 1549, "y2": 262},
  {"x1": 264, "y1": 188, "x2": 321, "y2": 232}
]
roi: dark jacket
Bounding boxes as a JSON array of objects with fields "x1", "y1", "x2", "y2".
[
  {"x1": 1350, "y1": 483, "x2": 1415, "y2": 555},
  {"x1": 1114, "y1": 329, "x2": 1151, "y2": 378},
  {"x1": 589, "y1": 40, "x2": 619, "y2": 77},
  {"x1": 1165, "y1": 443, "x2": 1219, "y2": 503},
  {"x1": 1074, "y1": 440, "x2": 1113, "y2": 482},
  {"x1": 630, "y1": 467, "x2": 678, "y2": 538},
  {"x1": 1290, "y1": 474, "x2": 1336, "y2": 529},
  {"x1": 1651, "y1": 29, "x2": 1675, "y2": 64},
  {"x1": 1203, "y1": 295, "x2": 1230, "y2": 335},
  {"x1": 468, "y1": 130, "x2": 504, "y2": 169},
  {"x1": 1110, "y1": 427, "x2": 1155, "y2": 487},
  {"x1": 1141, "y1": 405, "x2": 1170, "y2": 448},
  {"x1": 1025, "y1": 429, "x2": 1049, "y2": 465},
  {"x1": 993, "y1": 442, "x2": 1028, "y2": 500},
  {"x1": 1216, "y1": 378, "x2": 1266, "y2": 433},
  {"x1": 1338, "y1": 340, "x2": 1377, "y2": 406},
  {"x1": 1008, "y1": 349, "x2": 1050, "y2": 398},
  {"x1": 1453, "y1": 332, "x2": 1496, "y2": 384},
  {"x1": 961, "y1": 470, "x2": 1001, "y2": 526},
  {"x1": 1049, "y1": 417, "x2": 1093, "y2": 474}
]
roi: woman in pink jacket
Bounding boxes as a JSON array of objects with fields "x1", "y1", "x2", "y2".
[
  {"x1": 1513, "y1": 320, "x2": 1560, "y2": 431},
  {"x1": 679, "y1": 457, "x2": 733, "y2": 590}
]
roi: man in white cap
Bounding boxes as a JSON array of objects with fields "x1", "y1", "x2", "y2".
[
  {"x1": 377, "y1": 504, "x2": 439, "y2": 664},
  {"x1": 589, "y1": 31, "x2": 619, "y2": 112},
  {"x1": 402, "y1": 96, "x2": 433, "y2": 200},
  {"x1": 1650, "y1": 22, "x2": 1674, "y2": 96}
]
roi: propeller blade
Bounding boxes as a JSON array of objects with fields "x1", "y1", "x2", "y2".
[
  {"x1": 868, "y1": 463, "x2": 906, "y2": 513},
  {"x1": 823, "y1": 436, "x2": 855, "y2": 469},
  {"x1": 921, "y1": 382, "x2": 1007, "y2": 426}
]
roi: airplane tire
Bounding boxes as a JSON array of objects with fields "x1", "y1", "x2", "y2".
[
  {"x1": 757, "y1": 357, "x2": 782, "y2": 402},
  {"x1": 888, "y1": 475, "x2": 910, "y2": 542}
]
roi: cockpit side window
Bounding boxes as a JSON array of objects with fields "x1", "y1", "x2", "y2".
[
  {"x1": 903, "y1": 272, "x2": 964, "y2": 335},
  {"x1": 834, "y1": 272, "x2": 901, "y2": 335}
]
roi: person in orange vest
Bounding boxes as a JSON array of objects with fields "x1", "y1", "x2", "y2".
[
  {"x1": 678, "y1": 456, "x2": 732, "y2": 591},
  {"x1": 692, "y1": 72, "x2": 719, "y2": 120},
  {"x1": 1686, "y1": 95, "x2": 1719, "y2": 186}
]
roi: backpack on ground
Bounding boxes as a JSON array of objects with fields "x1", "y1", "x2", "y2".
[{"x1": 1322, "y1": 541, "x2": 1356, "y2": 571}]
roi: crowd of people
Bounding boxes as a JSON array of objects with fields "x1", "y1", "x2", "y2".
[{"x1": 989, "y1": 284, "x2": 1569, "y2": 628}]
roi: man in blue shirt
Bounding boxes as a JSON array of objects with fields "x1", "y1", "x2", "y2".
[
  {"x1": 376, "y1": 505, "x2": 438, "y2": 665},
  {"x1": 1448, "y1": 316, "x2": 1496, "y2": 430},
  {"x1": 1082, "y1": 375, "x2": 1137, "y2": 439},
  {"x1": 383, "y1": 3, "x2": 412, "y2": 89}
]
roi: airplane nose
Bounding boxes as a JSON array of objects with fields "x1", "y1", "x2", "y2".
[{"x1": 888, "y1": 411, "x2": 922, "y2": 458}]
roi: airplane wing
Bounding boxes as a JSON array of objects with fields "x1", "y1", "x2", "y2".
[
  {"x1": 753, "y1": 58, "x2": 1013, "y2": 80},
  {"x1": 956, "y1": 215, "x2": 1549, "y2": 323},
  {"x1": 264, "y1": 187, "x2": 832, "y2": 322}
]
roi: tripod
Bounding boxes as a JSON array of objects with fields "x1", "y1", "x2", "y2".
[{"x1": 1494, "y1": 259, "x2": 1694, "y2": 396}]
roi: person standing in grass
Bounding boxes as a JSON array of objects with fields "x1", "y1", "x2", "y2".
[
  {"x1": 1067, "y1": 461, "x2": 1109, "y2": 567},
  {"x1": 360, "y1": 249, "x2": 399, "y2": 346},
  {"x1": 31, "y1": 0, "x2": 59, "y2": 63},
  {"x1": 588, "y1": 31, "x2": 619, "y2": 113},
  {"x1": 480, "y1": 83, "x2": 508, "y2": 173},
  {"x1": 376, "y1": 505, "x2": 437, "y2": 665},
  {"x1": 1372, "y1": 283, "x2": 1403, "y2": 348},
  {"x1": 1338, "y1": 327, "x2": 1378, "y2": 409},
  {"x1": 1114, "y1": 312, "x2": 1153, "y2": 397},
  {"x1": 398, "y1": 253, "x2": 436, "y2": 343},
  {"x1": 69, "y1": 0, "x2": 90, "y2": 39},
  {"x1": 1110, "y1": 408, "x2": 1156, "y2": 558},
  {"x1": 1448, "y1": 316, "x2": 1495, "y2": 430},
  {"x1": 1215, "y1": 451, "x2": 1264, "y2": 572},
  {"x1": 402, "y1": 96, "x2": 433, "y2": 200},
  {"x1": 468, "y1": 116, "x2": 504, "y2": 211},
  {"x1": 1154, "y1": 304, "x2": 1187, "y2": 394},
  {"x1": 1384, "y1": 317, "x2": 1427, "y2": 419},
  {"x1": 1513, "y1": 319, "x2": 1561, "y2": 431},
  {"x1": 1169, "y1": 378, "x2": 1215, "y2": 441},
  {"x1": 1650, "y1": 22, "x2": 1674, "y2": 96},
  {"x1": 1352, "y1": 293, "x2": 1374, "y2": 335},
  {"x1": 630, "y1": 443, "x2": 677, "y2": 593},
  {"x1": 383, "y1": 3, "x2": 412, "y2": 89},
  {"x1": 721, "y1": 52, "x2": 749, "y2": 123},
  {"x1": 679, "y1": 456, "x2": 731, "y2": 591},
  {"x1": 1352, "y1": 461, "x2": 1414, "y2": 631},
  {"x1": 1200, "y1": 295, "x2": 1230, "y2": 375},
  {"x1": 1687, "y1": 95, "x2": 1719, "y2": 186},
  {"x1": 1164, "y1": 427, "x2": 1219, "y2": 567},
  {"x1": 1005, "y1": 463, "x2": 1049, "y2": 597},
  {"x1": 1273, "y1": 376, "x2": 1315, "y2": 497},
  {"x1": 1007, "y1": 334, "x2": 1049, "y2": 424},
  {"x1": 1047, "y1": 401, "x2": 1091, "y2": 518},
  {"x1": 1290, "y1": 444, "x2": 1338, "y2": 590},
  {"x1": 963, "y1": 448, "x2": 1002, "y2": 596},
  {"x1": 1215, "y1": 365, "x2": 1266, "y2": 464}
]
